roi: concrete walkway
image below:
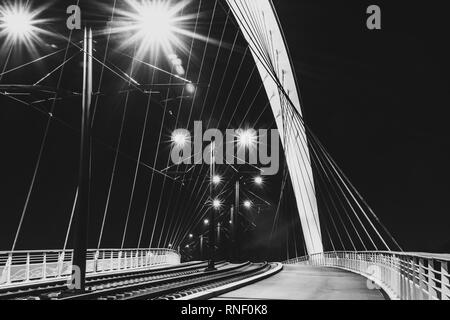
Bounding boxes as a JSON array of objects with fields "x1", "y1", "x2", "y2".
[{"x1": 213, "y1": 265, "x2": 385, "y2": 300}]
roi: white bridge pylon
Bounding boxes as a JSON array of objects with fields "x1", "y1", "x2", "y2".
[{"x1": 227, "y1": 0, "x2": 323, "y2": 254}]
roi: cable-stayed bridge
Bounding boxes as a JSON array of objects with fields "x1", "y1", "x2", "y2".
[{"x1": 0, "y1": 0, "x2": 448, "y2": 300}]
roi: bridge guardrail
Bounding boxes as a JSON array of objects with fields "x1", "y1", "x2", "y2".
[
  {"x1": 0, "y1": 248, "x2": 181, "y2": 287},
  {"x1": 284, "y1": 251, "x2": 450, "y2": 300}
]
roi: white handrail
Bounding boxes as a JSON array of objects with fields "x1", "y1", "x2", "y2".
[
  {"x1": 0, "y1": 248, "x2": 180, "y2": 287},
  {"x1": 283, "y1": 251, "x2": 450, "y2": 300}
]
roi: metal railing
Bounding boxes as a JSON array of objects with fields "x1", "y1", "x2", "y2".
[
  {"x1": 0, "y1": 248, "x2": 180, "y2": 287},
  {"x1": 284, "y1": 251, "x2": 450, "y2": 300}
]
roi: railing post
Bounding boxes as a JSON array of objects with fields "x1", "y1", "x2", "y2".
[
  {"x1": 427, "y1": 259, "x2": 438, "y2": 300},
  {"x1": 411, "y1": 257, "x2": 419, "y2": 300},
  {"x1": 58, "y1": 251, "x2": 65, "y2": 277},
  {"x1": 42, "y1": 252, "x2": 47, "y2": 280},
  {"x1": 118, "y1": 251, "x2": 122, "y2": 270},
  {"x1": 25, "y1": 253, "x2": 31, "y2": 282},
  {"x1": 441, "y1": 261, "x2": 450, "y2": 300},
  {"x1": 418, "y1": 258, "x2": 427, "y2": 300},
  {"x1": 94, "y1": 250, "x2": 99, "y2": 273},
  {"x1": 5, "y1": 253, "x2": 12, "y2": 284}
]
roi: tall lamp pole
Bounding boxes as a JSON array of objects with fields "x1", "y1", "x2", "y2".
[
  {"x1": 206, "y1": 141, "x2": 217, "y2": 271},
  {"x1": 72, "y1": 28, "x2": 93, "y2": 292}
]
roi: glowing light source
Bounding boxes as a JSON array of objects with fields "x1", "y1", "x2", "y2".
[
  {"x1": 109, "y1": 0, "x2": 203, "y2": 59},
  {"x1": 1, "y1": 8, "x2": 33, "y2": 39},
  {"x1": 185, "y1": 83, "x2": 195, "y2": 94},
  {"x1": 188, "y1": 233, "x2": 193, "y2": 239},
  {"x1": 237, "y1": 129, "x2": 257, "y2": 148},
  {"x1": 0, "y1": 2, "x2": 49, "y2": 50},
  {"x1": 254, "y1": 176, "x2": 263, "y2": 185},
  {"x1": 212, "y1": 199, "x2": 221, "y2": 209},
  {"x1": 204, "y1": 219, "x2": 209, "y2": 225},
  {"x1": 243, "y1": 200, "x2": 252, "y2": 209},
  {"x1": 171, "y1": 130, "x2": 190, "y2": 147},
  {"x1": 212, "y1": 175, "x2": 222, "y2": 185}
]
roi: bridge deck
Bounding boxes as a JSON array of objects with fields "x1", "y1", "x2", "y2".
[{"x1": 212, "y1": 265, "x2": 386, "y2": 300}]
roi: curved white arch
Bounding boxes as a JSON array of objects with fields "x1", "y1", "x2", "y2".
[{"x1": 227, "y1": 0, "x2": 323, "y2": 254}]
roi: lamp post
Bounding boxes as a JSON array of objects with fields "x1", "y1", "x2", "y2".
[
  {"x1": 71, "y1": 28, "x2": 93, "y2": 292},
  {"x1": 206, "y1": 141, "x2": 217, "y2": 271}
]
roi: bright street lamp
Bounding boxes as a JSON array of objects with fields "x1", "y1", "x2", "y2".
[
  {"x1": 171, "y1": 130, "x2": 190, "y2": 147},
  {"x1": 243, "y1": 200, "x2": 252, "y2": 209},
  {"x1": 0, "y1": 2, "x2": 49, "y2": 48},
  {"x1": 204, "y1": 219, "x2": 209, "y2": 225},
  {"x1": 212, "y1": 175, "x2": 221, "y2": 185},
  {"x1": 212, "y1": 199, "x2": 222, "y2": 210},
  {"x1": 254, "y1": 176, "x2": 263, "y2": 185},
  {"x1": 236, "y1": 129, "x2": 257, "y2": 148},
  {"x1": 185, "y1": 83, "x2": 196, "y2": 94}
]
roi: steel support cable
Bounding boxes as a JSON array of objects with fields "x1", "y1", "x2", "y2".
[
  {"x1": 172, "y1": 177, "x2": 212, "y2": 246},
  {"x1": 314, "y1": 136, "x2": 392, "y2": 251},
  {"x1": 166, "y1": 166, "x2": 210, "y2": 246},
  {"x1": 33, "y1": 50, "x2": 81, "y2": 86},
  {"x1": 167, "y1": 6, "x2": 234, "y2": 238},
  {"x1": 226, "y1": 3, "x2": 328, "y2": 253},
  {"x1": 149, "y1": 66, "x2": 177, "y2": 249},
  {"x1": 215, "y1": 46, "x2": 249, "y2": 124},
  {"x1": 276, "y1": 89, "x2": 320, "y2": 249},
  {"x1": 237, "y1": 0, "x2": 276, "y2": 74},
  {"x1": 314, "y1": 137, "x2": 403, "y2": 251},
  {"x1": 10, "y1": 8, "x2": 80, "y2": 251},
  {"x1": 173, "y1": 165, "x2": 237, "y2": 245},
  {"x1": 174, "y1": 179, "x2": 235, "y2": 248},
  {"x1": 171, "y1": 159, "x2": 237, "y2": 246},
  {"x1": 250, "y1": 0, "x2": 277, "y2": 69},
  {"x1": 198, "y1": 9, "x2": 231, "y2": 120},
  {"x1": 97, "y1": 45, "x2": 138, "y2": 249},
  {"x1": 258, "y1": 59, "x2": 398, "y2": 252},
  {"x1": 228, "y1": 1, "x2": 277, "y2": 78},
  {"x1": 279, "y1": 98, "x2": 362, "y2": 250},
  {"x1": 246, "y1": 38, "x2": 380, "y2": 252},
  {"x1": 309, "y1": 144, "x2": 364, "y2": 250},
  {"x1": 279, "y1": 103, "x2": 316, "y2": 251},
  {"x1": 63, "y1": 188, "x2": 78, "y2": 251},
  {"x1": 186, "y1": 0, "x2": 219, "y2": 124},
  {"x1": 157, "y1": 64, "x2": 191, "y2": 248},
  {"x1": 205, "y1": 30, "x2": 240, "y2": 129},
  {"x1": 67, "y1": 40, "x2": 145, "y2": 94},
  {"x1": 158, "y1": 0, "x2": 211, "y2": 246},
  {"x1": 236, "y1": 0, "x2": 273, "y2": 71},
  {"x1": 172, "y1": 165, "x2": 234, "y2": 247},
  {"x1": 108, "y1": 48, "x2": 191, "y2": 84},
  {"x1": 91, "y1": 0, "x2": 118, "y2": 125},
  {"x1": 168, "y1": 0, "x2": 220, "y2": 222},
  {"x1": 0, "y1": 46, "x2": 14, "y2": 82},
  {"x1": 120, "y1": 62, "x2": 157, "y2": 249},
  {"x1": 168, "y1": 32, "x2": 249, "y2": 244},
  {"x1": 291, "y1": 111, "x2": 380, "y2": 251},
  {"x1": 171, "y1": 67, "x2": 260, "y2": 238},
  {"x1": 312, "y1": 155, "x2": 357, "y2": 251},
  {"x1": 314, "y1": 176, "x2": 345, "y2": 250},
  {"x1": 0, "y1": 91, "x2": 171, "y2": 181},
  {"x1": 230, "y1": 0, "x2": 277, "y2": 75},
  {"x1": 286, "y1": 106, "x2": 368, "y2": 250},
  {"x1": 0, "y1": 47, "x2": 67, "y2": 78},
  {"x1": 269, "y1": 162, "x2": 289, "y2": 242},
  {"x1": 281, "y1": 99, "x2": 359, "y2": 250}
]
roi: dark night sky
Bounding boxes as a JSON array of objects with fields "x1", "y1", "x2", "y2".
[
  {"x1": 0, "y1": 0, "x2": 449, "y2": 258},
  {"x1": 274, "y1": 0, "x2": 450, "y2": 252}
]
